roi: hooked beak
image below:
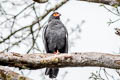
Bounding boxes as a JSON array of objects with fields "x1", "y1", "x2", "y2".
[{"x1": 53, "y1": 13, "x2": 61, "y2": 17}]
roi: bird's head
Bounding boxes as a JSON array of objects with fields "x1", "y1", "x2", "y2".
[{"x1": 48, "y1": 12, "x2": 61, "y2": 22}]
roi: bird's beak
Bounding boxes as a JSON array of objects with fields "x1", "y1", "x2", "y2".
[{"x1": 53, "y1": 13, "x2": 61, "y2": 17}]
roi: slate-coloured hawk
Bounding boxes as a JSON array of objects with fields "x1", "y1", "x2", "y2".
[{"x1": 43, "y1": 12, "x2": 68, "y2": 78}]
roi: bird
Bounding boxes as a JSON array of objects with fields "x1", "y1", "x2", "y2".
[{"x1": 43, "y1": 12, "x2": 68, "y2": 78}]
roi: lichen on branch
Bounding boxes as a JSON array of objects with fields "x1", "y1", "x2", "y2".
[
  {"x1": 0, "y1": 66, "x2": 32, "y2": 80},
  {"x1": 0, "y1": 52, "x2": 120, "y2": 69}
]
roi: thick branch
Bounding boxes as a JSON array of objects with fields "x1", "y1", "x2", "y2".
[
  {"x1": 0, "y1": 66, "x2": 32, "y2": 80},
  {"x1": 77, "y1": 0, "x2": 120, "y2": 6},
  {"x1": 0, "y1": 52, "x2": 120, "y2": 69},
  {"x1": 33, "y1": 0, "x2": 48, "y2": 3}
]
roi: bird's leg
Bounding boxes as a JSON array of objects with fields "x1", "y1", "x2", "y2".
[
  {"x1": 56, "y1": 50, "x2": 60, "y2": 54},
  {"x1": 53, "y1": 52, "x2": 57, "y2": 54},
  {"x1": 53, "y1": 50, "x2": 60, "y2": 54}
]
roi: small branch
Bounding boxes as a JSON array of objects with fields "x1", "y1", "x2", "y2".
[
  {"x1": 102, "y1": 5, "x2": 120, "y2": 16},
  {"x1": 0, "y1": 2, "x2": 35, "y2": 25},
  {"x1": 31, "y1": 0, "x2": 68, "y2": 25},
  {"x1": 0, "y1": 0, "x2": 68, "y2": 46},
  {"x1": 0, "y1": 66, "x2": 32, "y2": 80},
  {"x1": 0, "y1": 52, "x2": 120, "y2": 69},
  {"x1": 0, "y1": 25, "x2": 31, "y2": 44}
]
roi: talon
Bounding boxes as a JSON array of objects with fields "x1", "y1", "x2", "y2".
[
  {"x1": 56, "y1": 50, "x2": 60, "y2": 54},
  {"x1": 53, "y1": 50, "x2": 60, "y2": 54},
  {"x1": 54, "y1": 52, "x2": 57, "y2": 54}
]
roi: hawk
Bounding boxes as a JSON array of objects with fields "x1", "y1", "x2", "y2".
[{"x1": 43, "y1": 12, "x2": 68, "y2": 78}]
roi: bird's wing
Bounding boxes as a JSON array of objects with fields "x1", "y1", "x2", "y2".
[
  {"x1": 42, "y1": 25, "x2": 49, "y2": 52},
  {"x1": 64, "y1": 26, "x2": 68, "y2": 53}
]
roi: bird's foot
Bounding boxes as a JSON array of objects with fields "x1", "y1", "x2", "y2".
[
  {"x1": 53, "y1": 50, "x2": 60, "y2": 54},
  {"x1": 56, "y1": 50, "x2": 60, "y2": 54}
]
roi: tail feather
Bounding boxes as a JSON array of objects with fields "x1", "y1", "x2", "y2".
[{"x1": 45, "y1": 68, "x2": 59, "y2": 78}]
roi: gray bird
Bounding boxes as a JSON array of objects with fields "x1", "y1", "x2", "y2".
[{"x1": 43, "y1": 12, "x2": 68, "y2": 78}]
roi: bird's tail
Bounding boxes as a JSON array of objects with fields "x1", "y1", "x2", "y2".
[{"x1": 45, "y1": 68, "x2": 59, "y2": 78}]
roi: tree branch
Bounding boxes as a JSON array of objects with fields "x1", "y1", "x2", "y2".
[
  {"x1": 115, "y1": 28, "x2": 120, "y2": 36},
  {"x1": 0, "y1": 0, "x2": 68, "y2": 50},
  {"x1": 33, "y1": 0, "x2": 48, "y2": 3},
  {"x1": 0, "y1": 52, "x2": 120, "y2": 69},
  {"x1": 77, "y1": 0, "x2": 120, "y2": 6},
  {"x1": 33, "y1": 0, "x2": 120, "y2": 6},
  {"x1": 0, "y1": 66, "x2": 32, "y2": 80},
  {"x1": 31, "y1": 0, "x2": 68, "y2": 25}
]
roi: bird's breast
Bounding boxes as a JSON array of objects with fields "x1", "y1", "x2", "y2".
[{"x1": 46, "y1": 22, "x2": 66, "y2": 51}]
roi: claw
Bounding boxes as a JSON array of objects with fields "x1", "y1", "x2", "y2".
[
  {"x1": 56, "y1": 50, "x2": 59, "y2": 54},
  {"x1": 53, "y1": 52, "x2": 57, "y2": 54},
  {"x1": 53, "y1": 50, "x2": 60, "y2": 54}
]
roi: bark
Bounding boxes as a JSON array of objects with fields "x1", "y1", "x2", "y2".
[
  {"x1": 0, "y1": 66, "x2": 32, "y2": 80},
  {"x1": 115, "y1": 28, "x2": 120, "y2": 36},
  {"x1": 77, "y1": 0, "x2": 120, "y2": 6},
  {"x1": 0, "y1": 52, "x2": 120, "y2": 69},
  {"x1": 33, "y1": 0, "x2": 48, "y2": 3},
  {"x1": 33, "y1": 0, "x2": 120, "y2": 6}
]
